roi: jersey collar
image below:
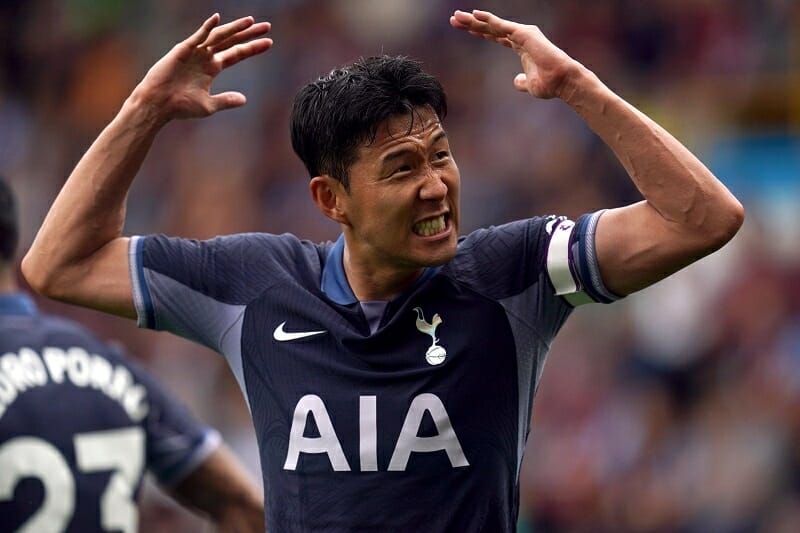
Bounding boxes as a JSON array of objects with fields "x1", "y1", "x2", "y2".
[
  {"x1": 320, "y1": 235, "x2": 441, "y2": 305},
  {"x1": 0, "y1": 293, "x2": 37, "y2": 316}
]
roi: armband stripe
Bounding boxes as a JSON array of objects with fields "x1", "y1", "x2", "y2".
[
  {"x1": 546, "y1": 220, "x2": 578, "y2": 296},
  {"x1": 577, "y1": 210, "x2": 620, "y2": 304}
]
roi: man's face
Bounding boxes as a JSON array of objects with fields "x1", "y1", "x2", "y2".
[{"x1": 340, "y1": 107, "x2": 460, "y2": 277}]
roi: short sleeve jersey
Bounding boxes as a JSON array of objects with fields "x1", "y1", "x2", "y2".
[
  {"x1": 129, "y1": 211, "x2": 618, "y2": 532},
  {"x1": 0, "y1": 294, "x2": 219, "y2": 533}
]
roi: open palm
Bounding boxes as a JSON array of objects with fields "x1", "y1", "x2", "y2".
[
  {"x1": 450, "y1": 9, "x2": 578, "y2": 99},
  {"x1": 134, "y1": 14, "x2": 272, "y2": 121}
]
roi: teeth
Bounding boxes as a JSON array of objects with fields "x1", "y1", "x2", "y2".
[{"x1": 413, "y1": 215, "x2": 446, "y2": 236}]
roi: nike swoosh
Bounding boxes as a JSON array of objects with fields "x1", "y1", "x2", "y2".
[{"x1": 273, "y1": 322, "x2": 327, "y2": 342}]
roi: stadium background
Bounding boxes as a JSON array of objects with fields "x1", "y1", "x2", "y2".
[{"x1": 1, "y1": 0, "x2": 799, "y2": 530}]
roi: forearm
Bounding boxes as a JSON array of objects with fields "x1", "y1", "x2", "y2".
[
  {"x1": 23, "y1": 96, "x2": 163, "y2": 294},
  {"x1": 555, "y1": 65, "x2": 744, "y2": 294},
  {"x1": 559, "y1": 66, "x2": 742, "y2": 238},
  {"x1": 451, "y1": 9, "x2": 743, "y2": 295},
  {"x1": 171, "y1": 446, "x2": 265, "y2": 532}
]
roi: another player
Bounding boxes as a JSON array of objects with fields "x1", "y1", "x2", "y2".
[
  {"x1": 22, "y1": 10, "x2": 743, "y2": 531},
  {"x1": 0, "y1": 178, "x2": 263, "y2": 532}
]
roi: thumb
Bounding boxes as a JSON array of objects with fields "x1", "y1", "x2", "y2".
[
  {"x1": 513, "y1": 73, "x2": 528, "y2": 93},
  {"x1": 209, "y1": 91, "x2": 247, "y2": 113}
]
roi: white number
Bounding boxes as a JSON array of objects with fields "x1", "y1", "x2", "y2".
[
  {"x1": 0, "y1": 427, "x2": 145, "y2": 532},
  {"x1": 0, "y1": 438, "x2": 75, "y2": 532},
  {"x1": 75, "y1": 428, "x2": 145, "y2": 533}
]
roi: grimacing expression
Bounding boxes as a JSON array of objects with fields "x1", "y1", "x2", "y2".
[{"x1": 340, "y1": 107, "x2": 460, "y2": 274}]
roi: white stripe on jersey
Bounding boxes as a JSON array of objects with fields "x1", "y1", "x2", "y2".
[{"x1": 545, "y1": 220, "x2": 592, "y2": 306}]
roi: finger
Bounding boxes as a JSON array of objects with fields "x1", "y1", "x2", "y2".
[
  {"x1": 185, "y1": 13, "x2": 220, "y2": 47},
  {"x1": 498, "y1": 37, "x2": 514, "y2": 49},
  {"x1": 217, "y1": 38, "x2": 274, "y2": 69},
  {"x1": 471, "y1": 10, "x2": 520, "y2": 36},
  {"x1": 203, "y1": 16, "x2": 255, "y2": 48},
  {"x1": 452, "y1": 10, "x2": 497, "y2": 37},
  {"x1": 467, "y1": 30, "x2": 514, "y2": 48},
  {"x1": 208, "y1": 91, "x2": 247, "y2": 113},
  {"x1": 513, "y1": 73, "x2": 529, "y2": 92},
  {"x1": 470, "y1": 30, "x2": 495, "y2": 42},
  {"x1": 450, "y1": 11, "x2": 472, "y2": 28},
  {"x1": 450, "y1": 17, "x2": 481, "y2": 36},
  {"x1": 209, "y1": 21, "x2": 271, "y2": 54}
]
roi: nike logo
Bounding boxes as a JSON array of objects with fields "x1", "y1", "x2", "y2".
[{"x1": 273, "y1": 322, "x2": 327, "y2": 342}]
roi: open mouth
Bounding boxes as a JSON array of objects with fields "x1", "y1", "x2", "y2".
[{"x1": 412, "y1": 214, "x2": 448, "y2": 237}]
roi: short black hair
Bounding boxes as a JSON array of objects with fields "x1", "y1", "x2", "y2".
[
  {"x1": 290, "y1": 55, "x2": 447, "y2": 190},
  {"x1": 0, "y1": 178, "x2": 18, "y2": 262}
]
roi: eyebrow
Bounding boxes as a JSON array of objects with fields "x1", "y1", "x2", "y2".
[{"x1": 379, "y1": 130, "x2": 448, "y2": 167}]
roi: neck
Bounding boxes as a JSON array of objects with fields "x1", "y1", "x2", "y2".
[
  {"x1": 342, "y1": 244, "x2": 423, "y2": 302},
  {"x1": 0, "y1": 264, "x2": 17, "y2": 294}
]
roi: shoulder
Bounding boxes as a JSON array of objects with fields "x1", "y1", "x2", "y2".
[
  {"x1": 5, "y1": 311, "x2": 111, "y2": 354},
  {"x1": 456, "y1": 216, "x2": 564, "y2": 254},
  {"x1": 30, "y1": 314, "x2": 144, "y2": 373},
  {"x1": 450, "y1": 216, "x2": 557, "y2": 270},
  {"x1": 443, "y1": 216, "x2": 573, "y2": 299},
  {"x1": 135, "y1": 232, "x2": 329, "y2": 302},
  {"x1": 140, "y1": 232, "x2": 324, "y2": 268}
]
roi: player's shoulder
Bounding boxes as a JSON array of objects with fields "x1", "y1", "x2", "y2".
[
  {"x1": 136, "y1": 231, "x2": 329, "y2": 303},
  {"x1": 443, "y1": 215, "x2": 573, "y2": 297},
  {"x1": 2, "y1": 310, "x2": 108, "y2": 353},
  {"x1": 452, "y1": 215, "x2": 565, "y2": 265},
  {"x1": 246, "y1": 232, "x2": 330, "y2": 269},
  {"x1": 140, "y1": 231, "x2": 326, "y2": 272},
  {"x1": 211, "y1": 231, "x2": 330, "y2": 286}
]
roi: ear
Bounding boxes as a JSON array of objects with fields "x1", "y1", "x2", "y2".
[{"x1": 309, "y1": 176, "x2": 349, "y2": 225}]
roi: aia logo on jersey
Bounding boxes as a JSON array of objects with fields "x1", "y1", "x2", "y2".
[
  {"x1": 283, "y1": 393, "x2": 469, "y2": 472},
  {"x1": 413, "y1": 307, "x2": 447, "y2": 365}
]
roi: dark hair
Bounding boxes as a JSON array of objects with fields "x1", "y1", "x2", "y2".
[
  {"x1": 290, "y1": 55, "x2": 447, "y2": 190},
  {"x1": 0, "y1": 178, "x2": 18, "y2": 262}
]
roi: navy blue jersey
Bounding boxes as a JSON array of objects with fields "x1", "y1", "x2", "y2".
[
  {"x1": 0, "y1": 294, "x2": 219, "y2": 533},
  {"x1": 130, "y1": 212, "x2": 618, "y2": 532}
]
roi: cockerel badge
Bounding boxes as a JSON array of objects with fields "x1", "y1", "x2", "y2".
[{"x1": 413, "y1": 307, "x2": 447, "y2": 365}]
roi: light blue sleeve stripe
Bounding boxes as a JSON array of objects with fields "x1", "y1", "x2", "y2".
[
  {"x1": 156, "y1": 429, "x2": 222, "y2": 488},
  {"x1": 579, "y1": 210, "x2": 621, "y2": 303},
  {"x1": 129, "y1": 236, "x2": 154, "y2": 329}
]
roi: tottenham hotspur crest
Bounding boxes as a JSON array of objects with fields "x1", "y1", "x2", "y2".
[{"x1": 413, "y1": 307, "x2": 447, "y2": 365}]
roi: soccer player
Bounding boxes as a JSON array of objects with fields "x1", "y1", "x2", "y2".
[
  {"x1": 0, "y1": 179, "x2": 263, "y2": 531},
  {"x1": 22, "y1": 10, "x2": 744, "y2": 532}
]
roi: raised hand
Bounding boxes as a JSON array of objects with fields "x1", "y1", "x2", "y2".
[
  {"x1": 132, "y1": 14, "x2": 273, "y2": 122},
  {"x1": 450, "y1": 10, "x2": 580, "y2": 99}
]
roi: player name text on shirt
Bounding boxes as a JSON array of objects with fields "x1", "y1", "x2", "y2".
[{"x1": 0, "y1": 347, "x2": 149, "y2": 421}]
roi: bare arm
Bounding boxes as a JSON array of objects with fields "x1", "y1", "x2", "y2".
[
  {"x1": 170, "y1": 444, "x2": 265, "y2": 533},
  {"x1": 22, "y1": 14, "x2": 273, "y2": 318},
  {"x1": 450, "y1": 10, "x2": 744, "y2": 296}
]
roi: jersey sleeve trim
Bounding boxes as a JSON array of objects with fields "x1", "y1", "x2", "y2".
[
  {"x1": 129, "y1": 236, "x2": 154, "y2": 329},
  {"x1": 156, "y1": 429, "x2": 222, "y2": 488},
  {"x1": 576, "y1": 210, "x2": 620, "y2": 303}
]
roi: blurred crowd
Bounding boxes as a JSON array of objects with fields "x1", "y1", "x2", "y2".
[{"x1": 1, "y1": 0, "x2": 799, "y2": 531}]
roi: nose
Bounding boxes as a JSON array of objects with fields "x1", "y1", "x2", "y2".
[{"x1": 419, "y1": 168, "x2": 448, "y2": 201}]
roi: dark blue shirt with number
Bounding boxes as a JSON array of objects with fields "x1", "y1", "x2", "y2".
[{"x1": 0, "y1": 294, "x2": 218, "y2": 532}]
